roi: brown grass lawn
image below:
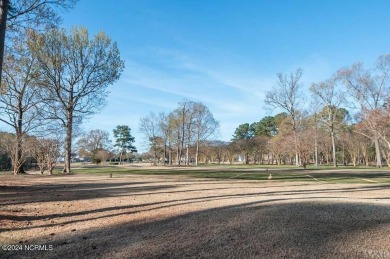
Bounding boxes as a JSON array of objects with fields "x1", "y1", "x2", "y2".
[{"x1": 0, "y1": 173, "x2": 389, "y2": 258}]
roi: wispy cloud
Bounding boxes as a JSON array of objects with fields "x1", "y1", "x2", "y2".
[
  {"x1": 86, "y1": 47, "x2": 335, "y2": 150},
  {"x1": 110, "y1": 49, "x2": 280, "y2": 144}
]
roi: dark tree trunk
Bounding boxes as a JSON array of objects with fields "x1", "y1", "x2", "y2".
[
  {"x1": 331, "y1": 130, "x2": 337, "y2": 168},
  {"x1": 0, "y1": 0, "x2": 9, "y2": 86},
  {"x1": 195, "y1": 138, "x2": 199, "y2": 166},
  {"x1": 153, "y1": 148, "x2": 157, "y2": 165},
  {"x1": 14, "y1": 108, "x2": 25, "y2": 175},
  {"x1": 14, "y1": 131, "x2": 24, "y2": 175},
  {"x1": 163, "y1": 142, "x2": 167, "y2": 165},
  {"x1": 168, "y1": 139, "x2": 172, "y2": 165},
  {"x1": 63, "y1": 110, "x2": 73, "y2": 174}
]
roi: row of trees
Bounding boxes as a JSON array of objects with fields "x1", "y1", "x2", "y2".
[
  {"x1": 0, "y1": 124, "x2": 138, "y2": 172},
  {"x1": 139, "y1": 100, "x2": 219, "y2": 166},
  {"x1": 138, "y1": 110, "x2": 373, "y2": 167},
  {"x1": 241, "y1": 54, "x2": 390, "y2": 167},
  {"x1": 0, "y1": 131, "x2": 60, "y2": 174},
  {"x1": 0, "y1": 1, "x2": 125, "y2": 174},
  {"x1": 136, "y1": 55, "x2": 390, "y2": 168},
  {"x1": 139, "y1": 55, "x2": 390, "y2": 168}
]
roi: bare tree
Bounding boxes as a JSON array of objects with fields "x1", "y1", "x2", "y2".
[
  {"x1": 77, "y1": 129, "x2": 111, "y2": 163},
  {"x1": 30, "y1": 136, "x2": 60, "y2": 174},
  {"x1": 0, "y1": 33, "x2": 42, "y2": 174},
  {"x1": 43, "y1": 138, "x2": 60, "y2": 174},
  {"x1": 0, "y1": 131, "x2": 32, "y2": 173},
  {"x1": 31, "y1": 27, "x2": 125, "y2": 173},
  {"x1": 265, "y1": 69, "x2": 304, "y2": 166},
  {"x1": 225, "y1": 141, "x2": 238, "y2": 165},
  {"x1": 139, "y1": 112, "x2": 161, "y2": 165},
  {"x1": 142, "y1": 101, "x2": 219, "y2": 166},
  {"x1": 253, "y1": 135, "x2": 269, "y2": 164},
  {"x1": 193, "y1": 102, "x2": 219, "y2": 165},
  {"x1": 30, "y1": 136, "x2": 46, "y2": 173},
  {"x1": 95, "y1": 149, "x2": 112, "y2": 165},
  {"x1": 159, "y1": 112, "x2": 174, "y2": 165},
  {"x1": 340, "y1": 127, "x2": 361, "y2": 167},
  {"x1": 338, "y1": 55, "x2": 390, "y2": 167},
  {"x1": 360, "y1": 108, "x2": 390, "y2": 164},
  {"x1": 310, "y1": 78, "x2": 347, "y2": 167},
  {"x1": 172, "y1": 100, "x2": 193, "y2": 165}
]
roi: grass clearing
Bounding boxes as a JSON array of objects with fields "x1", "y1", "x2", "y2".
[{"x1": 68, "y1": 164, "x2": 390, "y2": 185}]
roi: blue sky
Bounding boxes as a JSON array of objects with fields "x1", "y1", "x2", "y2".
[{"x1": 61, "y1": 0, "x2": 390, "y2": 152}]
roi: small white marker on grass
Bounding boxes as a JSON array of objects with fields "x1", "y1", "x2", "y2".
[
  {"x1": 306, "y1": 175, "x2": 327, "y2": 184},
  {"x1": 268, "y1": 174, "x2": 272, "y2": 180},
  {"x1": 229, "y1": 173, "x2": 246, "y2": 179},
  {"x1": 361, "y1": 178, "x2": 378, "y2": 183}
]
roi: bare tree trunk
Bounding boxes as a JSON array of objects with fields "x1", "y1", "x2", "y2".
[
  {"x1": 362, "y1": 150, "x2": 369, "y2": 166},
  {"x1": 176, "y1": 129, "x2": 181, "y2": 165},
  {"x1": 325, "y1": 152, "x2": 329, "y2": 165},
  {"x1": 119, "y1": 152, "x2": 123, "y2": 165},
  {"x1": 186, "y1": 144, "x2": 189, "y2": 165},
  {"x1": 48, "y1": 161, "x2": 54, "y2": 175},
  {"x1": 63, "y1": 111, "x2": 73, "y2": 174},
  {"x1": 374, "y1": 136, "x2": 382, "y2": 168},
  {"x1": 163, "y1": 141, "x2": 167, "y2": 165},
  {"x1": 14, "y1": 132, "x2": 23, "y2": 175},
  {"x1": 331, "y1": 131, "x2": 337, "y2": 167},
  {"x1": 314, "y1": 130, "x2": 318, "y2": 167},
  {"x1": 179, "y1": 134, "x2": 184, "y2": 165},
  {"x1": 292, "y1": 122, "x2": 300, "y2": 166},
  {"x1": 153, "y1": 148, "x2": 157, "y2": 165},
  {"x1": 342, "y1": 143, "x2": 346, "y2": 166},
  {"x1": 380, "y1": 149, "x2": 389, "y2": 167},
  {"x1": 168, "y1": 141, "x2": 172, "y2": 165},
  {"x1": 195, "y1": 140, "x2": 199, "y2": 166},
  {"x1": 387, "y1": 151, "x2": 390, "y2": 167},
  {"x1": 13, "y1": 108, "x2": 25, "y2": 175},
  {"x1": 0, "y1": 0, "x2": 9, "y2": 86},
  {"x1": 39, "y1": 162, "x2": 45, "y2": 174}
]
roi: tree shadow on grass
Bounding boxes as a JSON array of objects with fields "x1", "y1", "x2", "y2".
[
  {"x1": 1, "y1": 174, "x2": 390, "y2": 258},
  {"x1": 1, "y1": 178, "x2": 390, "y2": 232},
  {"x1": 2, "y1": 200, "x2": 390, "y2": 259},
  {"x1": 0, "y1": 181, "x2": 177, "y2": 206},
  {"x1": 2, "y1": 182, "x2": 389, "y2": 228}
]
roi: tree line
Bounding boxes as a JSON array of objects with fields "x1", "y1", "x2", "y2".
[
  {"x1": 215, "y1": 56, "x2": 390, "y2": 168},
  {"x1": 137, "y1": 55, "x2": 390, "y2": 168},
  {"x1": 139, "y1": 100, "x2": 219, "y2": 166},
  {"x1": 264, "y1": 55, "x2": 390, "y2": 168}
]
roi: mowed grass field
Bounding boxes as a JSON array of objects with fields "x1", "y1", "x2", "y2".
[
  {"x1": 0, "y1": 164, "x2": 389, "y2": 258},
  {"x1": 70, "y1": 164, "x2": 390, "y2": 184}
]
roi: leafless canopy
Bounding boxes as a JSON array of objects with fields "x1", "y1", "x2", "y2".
[
  {"x1": 265, "y1": 68, "x2": 303, "y2": 121},
  {"x1": 30, "y1": 26, "x2": 124, "y2": 173},
  {"x1": 7, "y1": 0, "x2": 77, "y2": 31}
]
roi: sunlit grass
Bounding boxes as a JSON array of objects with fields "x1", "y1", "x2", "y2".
[{"x1": 62, "y1": 164, "x2": 390, "y2": 184}]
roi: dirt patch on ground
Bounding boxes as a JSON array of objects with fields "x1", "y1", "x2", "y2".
[{"x1": 0, "y1": 173, "x2": 389, "y2": 258}]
